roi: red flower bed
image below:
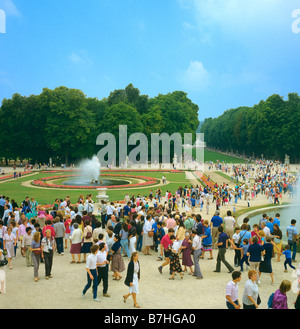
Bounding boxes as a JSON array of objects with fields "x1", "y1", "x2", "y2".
[
  {"x1": 194, "y1": 171, "x2": 215, "y2": 189},
  {"x1": 0, "y1": 170, "x2": 33, "y2": 181},
  {"x1": 32, "y1": 174, "x2": 160, "y2": 190}
]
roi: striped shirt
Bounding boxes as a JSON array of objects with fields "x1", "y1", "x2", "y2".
[{"x1": 226, "y1": 280, "x2": 239, "y2": 302}]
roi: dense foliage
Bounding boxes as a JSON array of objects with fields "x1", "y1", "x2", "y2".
[
  {"x1": 200, "y1": 93, "x2": 300, "y2": 163},
  {"x1": 0, "y1": 84, "x2": 200, "y2": 165}
]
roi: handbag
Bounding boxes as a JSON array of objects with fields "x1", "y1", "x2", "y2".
[
  {"x1": 34, "y1": 248, "x2": 42, "y2": 255},
  {"x1": 148, "y1": 231, "x2": 154, "y2": 237}
]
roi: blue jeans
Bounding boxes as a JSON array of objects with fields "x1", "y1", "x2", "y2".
[
  {"x1": 240, "y1": 255, "x2": 249, "y2": 271},
  {"x1": 136, "y1": 235, "x2": 143, "y2": 251},
  {"x1": 284, "y1": 258, "x2": 296, "y2": 270},
  {"x1": 288, "y1": 240, "x2": 297, "y2": 261},
  {"x1": 83, "y1": 269, "x2": 98, "y2": 299},
  {"x1": 55, "y1": 237, "x2": 64, "y2": 254},
  {"x1": 121, "y1": 239, "x2": 130, "y2": 257},
  {"x1": 226, "y1": 300, "x2": 239, "y2": 309}
]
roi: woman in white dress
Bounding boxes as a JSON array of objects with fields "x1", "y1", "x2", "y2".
[
  {"x1": 123, "y1": 252, "x2": 141, "y2": 308},
  {"x1": 3, "y1": 227, "x2": 17, "y2": 269},
  {"x1": 142, "y1": 215, "x2": 154, "y2": 255},
  {"x1": 0, "y1": 248, "x2": 6, "y2": 293}
]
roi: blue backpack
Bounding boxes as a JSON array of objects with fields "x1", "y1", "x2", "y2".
[{"x1": 268, "y1": 293, "x2": 275, "y2": 309}]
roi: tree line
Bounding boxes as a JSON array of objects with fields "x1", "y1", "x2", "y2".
[
  {"x1": 200, "y1": 93, "x2": 300, "y2": 163},
  {"x1": 0, "y1": 84, "x2": 200, "y2": 165}
]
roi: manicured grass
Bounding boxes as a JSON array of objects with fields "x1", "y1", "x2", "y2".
[
  {"x1": 193, "y1": 149, "x2": 248, "y2": 164},
  {"x1": 0, "y1": 170, "x2": 191, "y2": 206}
]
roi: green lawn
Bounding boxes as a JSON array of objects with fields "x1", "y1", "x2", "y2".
[
  {"x1": 0, "y1": 170, "x2": 191, "y2": 206},
  {"x1": 193, "y1": 149, "x2": 248, "y2": 164}
]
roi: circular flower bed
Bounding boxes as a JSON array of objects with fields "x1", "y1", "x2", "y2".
[{"x1": 32, "y1": 173, "x2": 160, "y2": 189}]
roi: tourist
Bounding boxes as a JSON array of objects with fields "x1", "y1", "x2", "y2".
[
  {"x1": 96, "y1": 242, "x2": 110, "y2": 298},
  {"x1": 250, "y1": 224, "x2": 261, "y2": 245},
  {"x1": 232, "y1": 226, "x2": 241, "y2": 267},
  {"x1": 128, "y1": 220, "x2": 137, "y2": 256},
  {"x1": 70, "y1": 223, "x2": 82, "y2": 264},
  {"x1": 158, "y1": 228, "x2": 175, "y2": 274},
  {"x1": 42, "y1": 219, "x2": 55, "y2": 238},
  {"x1": 120, "y1": 221, "x2": 130, "y2": 258},
  {"x1": 22, "y1": 227, "x2": 33, "y2": 267},
  {"x1": 0, "y1": 246, "x2": 7, "y2": 293},
  {"x1": 286, "y1": 219, "x2": 298, "y2": 262},
  {"x1": 155, "y1": 221, "x2": 165, "y2": 260},
  {"x1": 110, "y1": 235, "x2": 125, "y2": 281},
  {"x1": 210, "y1": 210, "x2": 223, "y2": 249},
  {"x1": 282, "y1": 245, "x2": 296, "y2": 272},
  {"x1": 242, "y1": 270, "x2": 260, "y2": 309},
  {"x1": 239, "y1": 224, "x2": 252, "y2": 248},
  {"x1": 223, "y1": 210, "x2": 235, "y2": 239},
  {"x1": 272, "y1": 223, "x2": 283, "y2": 262},
  {"x1": 30, "y1": 232, "x2": 42, "y2": 282},
  {"x1": 215, "y1": 226, "x2": 234, "y2": 273},
  {"x1": 136, "y1": 215, "x2": 144, "y2": 252},
  {"x1": 81, "y1": 220, "x2": 93, "y2": 263},
  {"x1": 82, "y1": 244, "x2": 100, "y2": 302},
  {"x1": 226, "y1": 271, "x2": 242, "y2": 309},
  {"x1": 142, "y1": 214, "x2": 154, "y2": 255},
  {"x1": 41, "y1": 229, "x2": 55, "y2": 279},
  {"x1": 64, "y1": 215, "x2": 72, "y2": 249},
  {"x1": 200, "y1": 220, "x2": 213, "y2": 260},
  {"x1": 261, "y1": 221, "x2": 271, "y2": 237},
  {"x1": 169, "y1": 236, "x2": 184, "y2": 280},
  {"x1": 180, "y1": 232, "x2": 194, "y2": 275},
  {"x1": 175, "y1": 219, "x2": 185, "y2": 248},
  {"x1": 272, "y1": 280, "x2": 292, "y2": 309},
  {"x1": 3, "y1": 226, "x2": 17, "y2": 269},
  {"x1": 123, "y1": 252, "x2": 141, "y2": 308},
  {"x1": 238, "y1": 239, "x2": 250, "y2": 272},
  {"x1": 258, "y1": 236, "x2": 278, "y2": 286},
  {"x1": 18, "y1": 218, "x2": 28, "y2": 256},
  {"x1": 191, "y1": 229, "x2": 204, "y2": 279},
  {"x1": 247, "y1": 235, "x2": 264, "y2": 283},
  {"x1": 53, "y1": 216, "x2": 65, "y2": 255},
  {"x1": 93, "y1": 221, "x2": 104, "y2": 241}
]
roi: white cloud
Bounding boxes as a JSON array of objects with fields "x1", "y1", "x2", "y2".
[
  {"x1": 179, "y1": 0, "x2": 298, "y2": 43},
  {"x1": 180, "y1": 61, "x2": 212, "y2": 91},
  {"x1": 68, "y1": 50, "x2": 93, "y2": 66},
  {"x1": 0, "y1": 0, "x2": 21, "y2": 17}
]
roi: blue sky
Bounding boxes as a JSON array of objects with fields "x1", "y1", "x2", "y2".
[{"x1": 0, "y1": 0, "x2": 300, "y2": 121}]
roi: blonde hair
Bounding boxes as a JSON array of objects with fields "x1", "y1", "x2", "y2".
[
  {"x1": 258, "y1": 230, "x2": 265, "y2": 237},
  {"x1": 279, "y1": 280, "x2": 292, "y2": 294},
  {"x1": 248, "y1": 269, "x2": 257, "y2": 279},
  {"x1": 33, "y1": 232, "x2": 40, "y2": 243}
]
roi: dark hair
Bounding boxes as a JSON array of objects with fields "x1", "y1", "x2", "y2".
[
  {"x1": 98, "y1": 233, "x2": 104, "y2": 240},
  {"x1": 99, "y1": 242, "x2": 106, "y2": 250},
  {"x1": 169, "y1": 235, "x2": 176, "y2": 240},
  {"x1": 232, "y1": 271, "x2": 241, "y2": 280},
  {"x1": 218, "y1": 226, "x2": 224, "y2": 233},
  {"x1": 291, "y1": 219, "x2": 297, "y2": 225}
]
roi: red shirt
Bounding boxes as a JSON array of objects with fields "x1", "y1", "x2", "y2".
[
  {"x1": 161, "y1": 234, "x2": 172, "y2": 250},
  {"x1": 42, "y1": 225, "x2": 55, "y2": 237}
]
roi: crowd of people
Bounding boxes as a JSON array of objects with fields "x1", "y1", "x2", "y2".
[{"x1": 0, "y1": 160, "x2": 300, "y2": 309}]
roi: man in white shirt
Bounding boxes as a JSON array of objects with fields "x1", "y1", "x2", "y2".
[
  {"x1": 191, "y1": 229, "x2": 203, "y2": 279},
  {"x1": 261, "y1": 221, "x2": 271, "y2": 237},
  {"x1": 96, "y1": 242, "x2": 110, "y2": 298}
]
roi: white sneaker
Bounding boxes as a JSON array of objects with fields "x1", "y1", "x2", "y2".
[
  {"x1": 93, "y1": 298, "x2": 101, "y2": 302},
  {"x1": 81, "y1": 293, "x2": 86, "y2": 299}
]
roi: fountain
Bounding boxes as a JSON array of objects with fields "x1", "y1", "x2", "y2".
[{"x1": 79, "y1": 155, "x2": 109, "y2": 203}]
